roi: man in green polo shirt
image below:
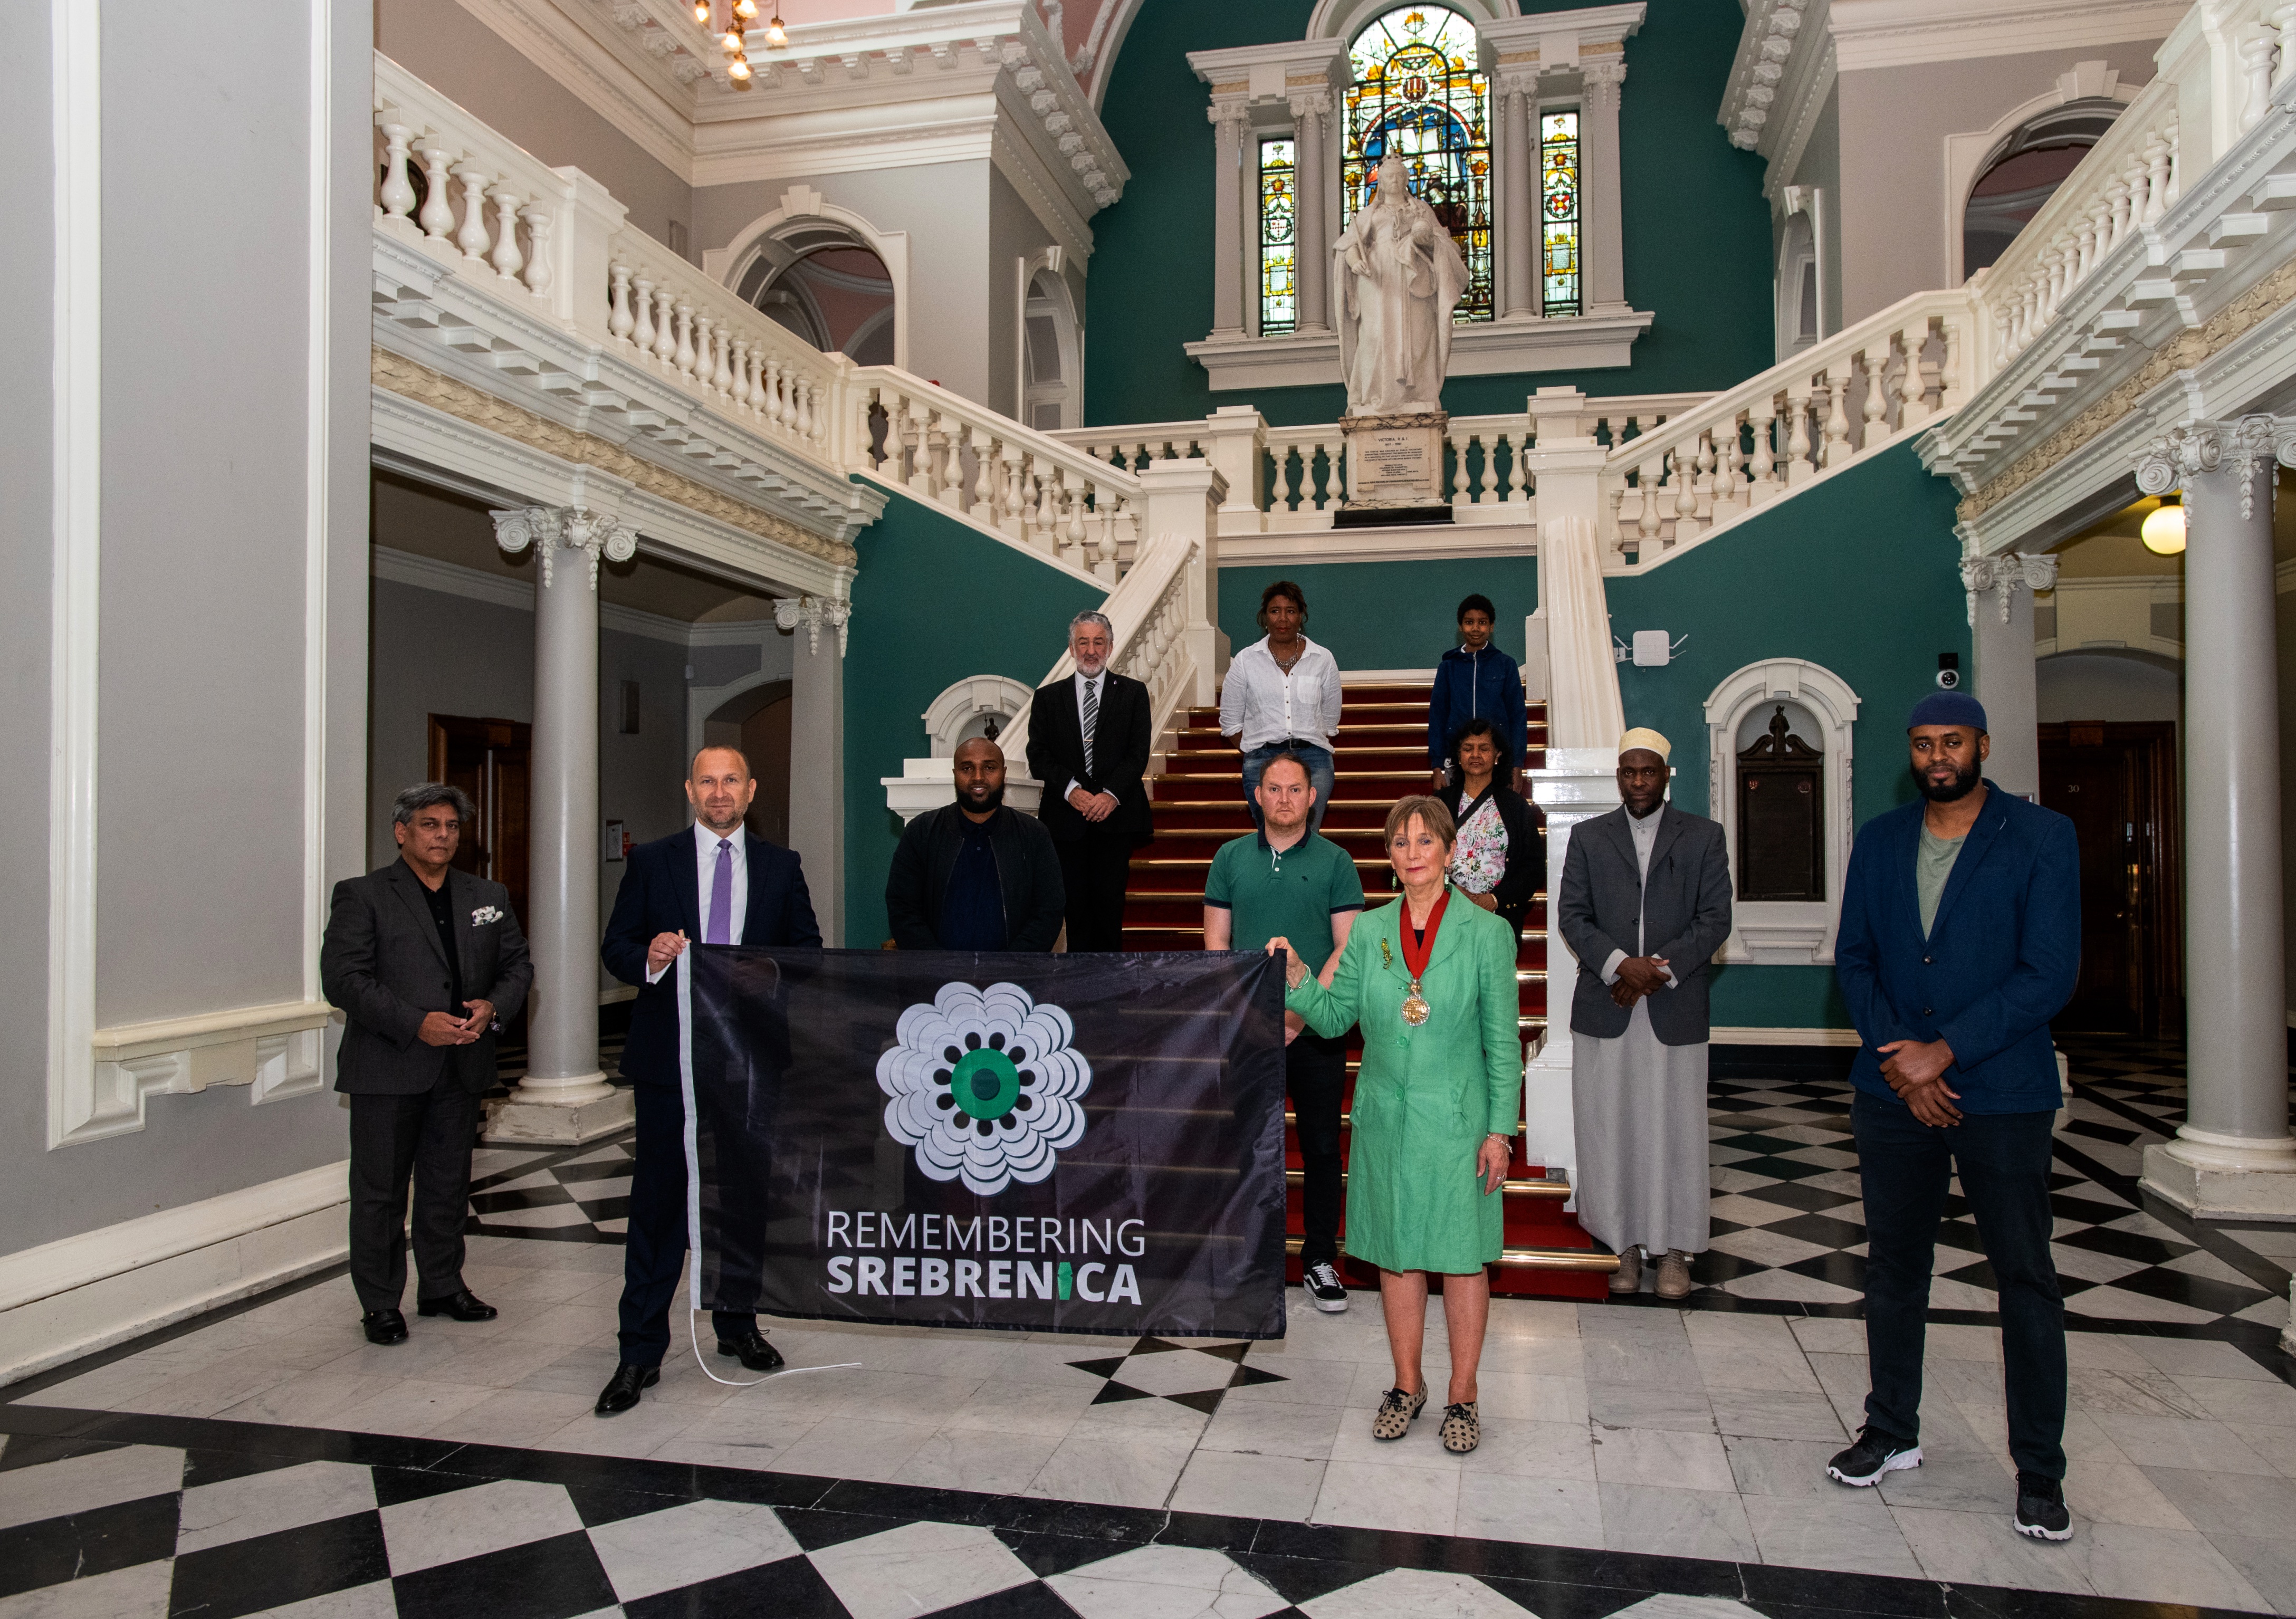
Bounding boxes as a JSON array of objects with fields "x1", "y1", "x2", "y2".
[{"x1": 1203, "y1": 750, "x2": 1364, "y2": 1311}]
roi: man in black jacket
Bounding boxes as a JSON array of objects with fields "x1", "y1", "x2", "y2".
[
  {"x1": 888, "y1": 738, "x2": 1066, "y2": 950},
  {"x1": 1027, "y1": 611, "x2": 1153, "y2": 952},
  {"x1": 595, "y1": 745, "x2": 821, "y2": 1415},
  {"x1": 320, "y1": 783, "x2": 532, "y2": 1346}
]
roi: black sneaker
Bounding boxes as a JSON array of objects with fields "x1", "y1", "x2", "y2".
[
  {"x1": 1826, "y1": 1426, "x2": 1922, "y2": 1486},
  {"x1": 1304, "y1": 1261, "x2": 1348, "y2": 1313},
  {"x1": 2014, "y1": 1471, "x2": 2072, "y2": 1541}
]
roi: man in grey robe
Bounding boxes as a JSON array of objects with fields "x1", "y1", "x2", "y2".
[{"x1": 1557, "y1": 728, "x2": 1734, "y2": 1299}]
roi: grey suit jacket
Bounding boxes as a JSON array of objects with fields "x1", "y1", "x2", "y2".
[
  {"x1": 1555, "y1": 803, "x2": 1733, "y2": 1047},
  {"x1": 321, "y1": 860, "x2": 534, "y2": 1095}
]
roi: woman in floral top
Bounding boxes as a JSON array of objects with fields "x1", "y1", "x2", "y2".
[{"x1": 1436, "y1": 719, "x2": 1543, "y2": 941}]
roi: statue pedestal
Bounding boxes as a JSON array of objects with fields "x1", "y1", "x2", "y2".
[{"x1": 1337, "y1": 411, "x2": 1453, "y2": 526}]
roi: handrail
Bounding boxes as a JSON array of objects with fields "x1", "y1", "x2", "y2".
[
  {"x1": 993, "y1": 528, "x2": 1204, "y2": 771},
  {"x1": 849, "y1": 367, "x2": 1146, "y2": 582}
]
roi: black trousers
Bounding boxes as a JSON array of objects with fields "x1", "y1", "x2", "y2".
[
  {"x1": 347, "y1": 1069, "x2": 479, "y2": 1311},
  {"x1": 1853, "y1": 1090, "x2": 2067, "y2": 1478},
  {"x1": 619, "y1": 1080, "x2": 755, "y2": 1366},
  {"x1": 1288, "y1": 1031, "x2": 1348, "y2": 1267},
  {"x1": 1057, "y1": 828, "x2": 1135, "y2": 953}
]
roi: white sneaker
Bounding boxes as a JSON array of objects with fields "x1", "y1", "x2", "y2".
[{"x1": 1304, "y1": 1261, "x2": 1348, "y2": 1311}]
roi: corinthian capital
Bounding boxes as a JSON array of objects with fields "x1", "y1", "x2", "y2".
[
  {"x1": 2136, "y1": 415, "x2": 2296, "y2": 521},
  {"x1": 1287, "y1": 89, "x2": 1331, "y2": 121},
  {"x1": 774, "y1": 593, "x2": 853, "y2": 657},
  {"x1": 1581, "y1": 60, "x2": 1628, "y2": 91},
  {"x1": 1959, "y1": 549, "x2": 2060, "y2": 626}
]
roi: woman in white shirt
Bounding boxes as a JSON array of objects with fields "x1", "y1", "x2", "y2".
[{"x1": 1218, "y1": 580, "x2": 1344, "y2": 831}]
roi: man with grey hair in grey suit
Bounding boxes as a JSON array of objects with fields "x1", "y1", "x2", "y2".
[
  {"x1": 1557, "y1": 729, "x2": 1733, "y2": 1301},
  {"x1": 321, "y1": 783, "x2": 532, "y2": 1346}
]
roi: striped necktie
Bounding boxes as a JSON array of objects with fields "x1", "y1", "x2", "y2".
[{"x1": 1082, "y1": 676, "x2": 1098, "y2": 775}]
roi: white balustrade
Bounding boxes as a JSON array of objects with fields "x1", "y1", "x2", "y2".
[
  {"x1": 1601, "y1": 296, "x2": 1966, "y2": 560},
  {"x1": 374, "y1": 54, "x2": 566, "y2": 309},
  {"x1": 853, "y1": 373, "x2": 1145, "y2": 583}
]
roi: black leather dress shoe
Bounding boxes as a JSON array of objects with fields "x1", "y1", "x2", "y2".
[
  {"x1": 595, "y1": 1363, "x2": 660, "y2": 1415},
  {"x1": 716, "y1": 1330, "x2": 786, "y2": 1373},
  {"x1": 416, "y1": 1289, "x2": 498, "y2": 1322},
  {"x1": 361, "y1": 1309, "x2": 408, "y2": 1346}
]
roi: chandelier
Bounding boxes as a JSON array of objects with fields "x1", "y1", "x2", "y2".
[{"x1": 693, "y1": 0, "x2": 786, "y2": 87}]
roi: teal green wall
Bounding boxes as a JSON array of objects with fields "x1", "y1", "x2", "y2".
[
  {"x1": 1085, "y1": 0, "x2": 1774, "y2": 428},
  {"x1": 1217, "y1": 558, "x2": 1539, "y2": 671},
  {"x1": 843, "y1": 487, "x2": 1105, "y2": 948},
  {"x1": 1608, "y1": 443, "x2": 1967, "y2": 1026}
]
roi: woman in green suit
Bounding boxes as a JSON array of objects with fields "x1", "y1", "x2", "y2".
[{"x1": 1268, "y1": 795, "x2": 1520, "y2": 1455}]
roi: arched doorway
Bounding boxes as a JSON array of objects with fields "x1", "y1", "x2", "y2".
[
  {"x1": 702, "y1": 679, "x2": 793, "y2": 848},
  {"x1": 1021, "y1": 267, "x2": 1081, "y2": 430},
  {"x1": 735, "y1": 223, "x2": 897, "y2": 365},
  {"x1": 1962, "y1": 100, "x2": 2123, "y2": 278}
]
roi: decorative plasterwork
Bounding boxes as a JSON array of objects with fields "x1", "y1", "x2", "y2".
[
  {"x1": 373, "y1": 346, "x2": 859, "y2": 570},
  {"x1": 1825, "y1": 0, "x2": 2188, "y2": 73},
  {"x1": 1185, "y1": 311, "x2": 1655, "y2": 392},
  {"x1": 62, "y1": 1002, "x2": 335, "y2": 1148},
  {"x1": 491, "y1": 503, "x2": 640, "y2": 589},
  {"x1": 774, "y1": 592, "x2": 853, "y2": 656},
  {"x1": 1960, "y1": 549, "x2": 2060, "y2": 625},
  {"x1": 1924, "y1": 74, "x2": 2296, "y2": 551},
  {"x1": 2134, "y1": 412, "x2": 2296, "y2": 506}
]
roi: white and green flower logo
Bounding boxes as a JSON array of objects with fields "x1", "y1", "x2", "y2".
[{"x1": 875, "y1": 982, "x2": 1092, "y2": 1195}]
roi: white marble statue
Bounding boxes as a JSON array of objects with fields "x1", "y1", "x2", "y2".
[{"x1": 1332, "y1": 152, "x2": 1469, "y2": 416}]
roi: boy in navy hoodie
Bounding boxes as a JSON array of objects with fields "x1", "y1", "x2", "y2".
[{"x1": 1427, "y1": 595, "x2": 1528, "y2": 790}]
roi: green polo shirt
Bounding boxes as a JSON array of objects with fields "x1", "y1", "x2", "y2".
[{"x1": 1204, "y1": 829, "x2": 1365, "y2": 964}]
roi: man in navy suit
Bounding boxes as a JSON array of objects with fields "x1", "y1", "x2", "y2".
[
  {"x1": 1827, "y1": 692, "x2": 2080, "y2": 1544},
  {"x1": 595, "y1": 744, "x2": 821, "y2": 1414}
]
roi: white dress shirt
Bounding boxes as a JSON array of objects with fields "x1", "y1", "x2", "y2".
[
  {"x1": 1600, "y1": 806, "x2": 1677, "y2": 988},
  {"x1": 647, "y1": 822, "x2": 748, "y2": 982},
  {"x1": 1218, "y1": 635, "x2": 1343, "y2": 751},
  {"x1": 1067, "y1": 667, "x2": 1118, "y2": 804}
]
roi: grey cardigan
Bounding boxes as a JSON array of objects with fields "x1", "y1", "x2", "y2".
[{"x1": 1555, "y1": 803, "x2": 1733, "y2": 1046}]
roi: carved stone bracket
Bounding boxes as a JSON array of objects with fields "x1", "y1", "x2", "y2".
[
  {"x1": 1959, "y1": 550, "x2": 2060, "y2": 626},
  {"x1": 491, "y1": 505, "x2": 639, "y2": 590},
  {"x1": 774, "y1": 593, "x2": 853, "y2": 657},
  {"x1": 2134, "y1": 415, "x2": 2296, "y2": 522}
]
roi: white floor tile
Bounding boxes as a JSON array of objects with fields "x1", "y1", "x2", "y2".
[
  {"x1": 1311, "y1": 1459, "x2": 1458, "y2": 1535},
  {"x1": 0, "y1": 1445, "x2": 183, "y2": 1531},
  {"x1": 808, "y1": 1520, "x2": 1035, "y2": 1619},
  {"x1": 176, "y1": 1460, "x2": 376, "y2": 1554},
  {"x1": 0, "y1": 1558, "x2": 175, "y2": 1619},
  {"x1": 1045, "y1": 1545, "x2": 1290, "y2": 1619},
  {"x1": 587, "y1": 1498, "x2": 800, "y2": 1604},
  {"x1": 381, "y1": 1478, "x2": 585, "y2": 1575},
  {"x1": 1599, "y1": 1482, "x2": 1758, "y2": 1559},
  {"x1": 1169, "y1": 1451, "x2": 1326, "y2": 1520},
  {"x1": 1298, "y1": 1567, "x2": 1524, "y2": 1619}
]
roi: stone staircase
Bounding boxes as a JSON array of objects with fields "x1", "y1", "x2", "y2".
[{"x1": 1123, "y1": 679, "x2": 1610, "y2": 1299}]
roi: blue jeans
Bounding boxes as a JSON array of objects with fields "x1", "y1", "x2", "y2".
[
  {"x1": 1853, "y1": 1090, "x2": 2066, "y2": 1478},
  {"x1": 1241, "y1": 742, "x2": 1335, "y2": 835}
]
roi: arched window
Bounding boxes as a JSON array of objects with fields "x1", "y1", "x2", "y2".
[
  {"x1": 1962, "y1": 101, "x2": 2122, "y2": 277},
  {"x1": 1341, "y1": 4, "x2": 1494, "y2": 323},
  {"x1": 735, "y1": 221, "x2": 896, "y2": 364},
  {"x1": 1021, "y1": 267, "x2": 1082, "y2": 430}
]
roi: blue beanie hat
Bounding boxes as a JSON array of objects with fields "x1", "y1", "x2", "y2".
[{"x1": 1907, "y1": 691, "x2": 1988, "y2": 732}]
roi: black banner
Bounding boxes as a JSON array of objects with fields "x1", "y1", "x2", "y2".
[{"x1": 678, "y1": 947, "x2": 1290, "y2": 1338}]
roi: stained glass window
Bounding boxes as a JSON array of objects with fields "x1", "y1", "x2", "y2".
[
  {"x1": 1342, "y1": 5, "x2": 1493, "y2": 324},
  {"x1": 1541, "y1": 110, "x2": 1581, "y2": 318},
  {"x1": 1259, "y1": 137, "x2": 1298, "y2": 335}
]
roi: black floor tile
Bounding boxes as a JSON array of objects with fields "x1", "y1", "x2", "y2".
[
  {"x1": 623, "y1": 1554, "x2": 849, "y2": 1619},
  {"x1": 1742, "y1": 1181, "x2": 1862, "y2": 1214},
  {"x1": 168, "y1": 1507, "x2": 389, "y2": 1619},
  {"x1": 0, "y1": 1493, "x2": 179, "y2": 1602},
  {"x1": 390, "y1": 1528, "x2": 618, "y2": 1619},
  {"x1": 933, "y1": 1581, "x2": 1078, "y2": 1618}
]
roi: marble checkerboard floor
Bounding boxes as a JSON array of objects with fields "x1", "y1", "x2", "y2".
[{"x1": 5, "y1": 1045, "x2": 2295, "y2": 1618}]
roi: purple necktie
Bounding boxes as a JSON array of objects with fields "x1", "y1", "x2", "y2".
[{"x1": 706, "y1": 838, "x2": 734, "y2": 945}]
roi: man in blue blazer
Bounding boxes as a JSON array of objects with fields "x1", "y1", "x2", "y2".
[
  {"x1": 595, "y1": 744, "x2": 821, "y2": 1414},
  {"x1": 1828, "y1": 693, "x2": 2080, "y2": 1544}
]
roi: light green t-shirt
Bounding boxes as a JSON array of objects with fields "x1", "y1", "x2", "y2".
[{"x1": 1917, "y1": 823, "x2": 1965, "y2": 937}]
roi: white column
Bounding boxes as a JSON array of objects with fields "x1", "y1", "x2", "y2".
[
  {"x1": 486, "y1": 506, "x2": 638, "y2": 1144},
  {"x1": 1291, "y1": 91, "x2": 1332, "y2": 333},
  {"x1": 1959, "y1": 549, "x2": 2056, "y2": 801},
  {"x1": 1522, "y1": 754, "x2": 1624, "y2": 1199},
  {"x1": 1581, "y1": 61, "x2": 1629, "y2": 317},
  {"x1": 781, "y1": 594, "x2": 850, "y2": 946},
  {"x1": 2135, "y1": 419, "x2": 2296, "y2": 1217},
  {"x1": 1208, "y1": 107, "x2": 1248, "y2": 339},
  {"x1": 1497, "y1": 76, "x2": 1536, "y2": 320}
]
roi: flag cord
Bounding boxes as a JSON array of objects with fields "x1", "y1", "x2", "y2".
[{"x1": 688, "y1": 1312, "x2": 862, "y2": 1386}]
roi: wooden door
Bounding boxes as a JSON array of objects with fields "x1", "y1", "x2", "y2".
[
  {"x1": 2037, "y1": 721, "x2": 2180, "y2": 1034},
  {"x1": 427, "y1": 715, "x2": 533, "y2": 928}
]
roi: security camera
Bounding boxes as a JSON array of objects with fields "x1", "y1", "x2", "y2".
[{"x1": 1935, "y1": 667, "x2": 1961, "y2": 691}]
